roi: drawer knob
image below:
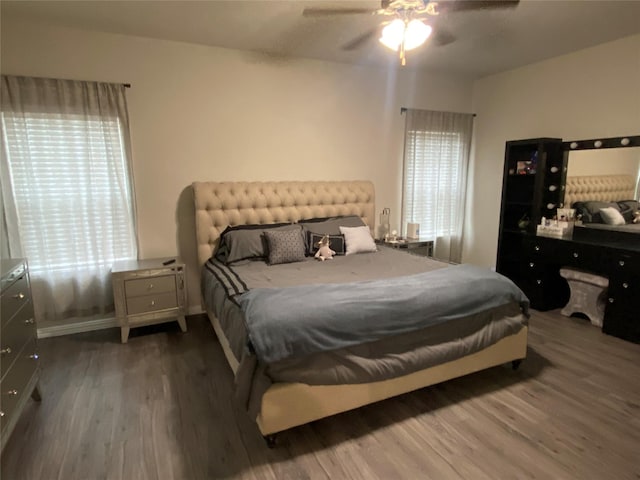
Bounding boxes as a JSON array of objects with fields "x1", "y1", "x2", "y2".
[
  {"x1": 148, "y1": 284, "x2": 154, "y2": 289},
  {"x1": 608, "y1": 298, "x2": 614, "y2": 303},
  {"x1": 0, "y1": 347, "x2": 12, "y2": 355},
  {"x1": 150, "y1": 300, "x2": 155, "y2": 306},
  {"x1": 572, "y1": 252, "x2": 579, "y2": 258},
  {"x1": 534, "y1": 246, "x2": 540, "y2": 251},
  {"x1": 529, "y1": 262, "x2": 535, "y2": 268},
  {"x1": 622, "y1": 283, "x2": 629, "y2": 289},
  {"x1": 619, "y1": 260, "x2": 625, "y2": 267},
  {"x1": 7, "y1": 389, "x2": 18, "y2": 396},
  {"x1": 24, "y1": 318, "x2": 35, "y2": 325},
  {"x1": 12, "y1": 292, "x2": 25, "y2": 300},
  {"x1": 536, "y1": 279, "x2": 543, "y2": 285},
  {"x1": 0, "y1": 411, "x2": 4, "y2": 417},
  {"x1": 29, "y1": 353, "x2": 39, "y2": 360}
]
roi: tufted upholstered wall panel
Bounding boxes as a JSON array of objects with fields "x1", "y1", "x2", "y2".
[
  {"x1": 192, "y1": 181, "x2": 375, "y2": 266},
  {"x1": 564, "y1": 174, "x2": 636, "y2": 207}
]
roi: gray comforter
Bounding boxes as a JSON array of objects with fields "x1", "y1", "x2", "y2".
[
  {"x1": 238, "y1": 264, "x2": 529, "y2": 363},
  {"x1": 202, "y1": 247, "x2": 529, "y2": 416}
]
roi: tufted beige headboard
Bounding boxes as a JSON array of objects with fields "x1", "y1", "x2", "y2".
[
  {"x1": 564, "y1": 174, "x2": 636, "y2": 207},
  {"x1": 192, "y1": 181, "x2": 375, "y2": 266}
]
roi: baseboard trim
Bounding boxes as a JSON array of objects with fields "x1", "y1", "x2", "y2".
[
  {"x1": 37, "y1": 309, "x2": 205, "y2": 339},
  {"x1": 37, "y1": 316, "x2": 119, "y2": 339},
  {"x1": 188, "y1": 305, "x2": 204, "y2": 316}
]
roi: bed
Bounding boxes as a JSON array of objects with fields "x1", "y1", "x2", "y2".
[
  {"x1": 193, "y1": 180, "x2": 529, "y2": 443},
  {"x1": 565, "y1": 174, "x2": 640, "y2": 234}
]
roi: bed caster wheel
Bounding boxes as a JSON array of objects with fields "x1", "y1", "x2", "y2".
[
  {"x1": 511, "y1": 359, "x2": 522, "y2": 371},
  {"x1": 264, "y1": 434, "x2": 277, "y2": 448}
]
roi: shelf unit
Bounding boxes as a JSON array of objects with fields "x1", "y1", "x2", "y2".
[{"x1": 496, "y1": 138, "x2": 565, "y2": 294}]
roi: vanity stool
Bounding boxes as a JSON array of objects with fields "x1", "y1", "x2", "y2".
[{"x1": 559, "y1": 267, "x2": 609, "y2": 327}]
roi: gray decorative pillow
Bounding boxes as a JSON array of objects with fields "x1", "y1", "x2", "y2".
[
  {"x1": 264, "y1": 229, "x2": 306, "y2": 265},
  {"x1": 215, "y1": 223, "x2": 298, "y2": 264},
  {"x1": 307, "y1": 232, "x2": 346, "y2": 256}
]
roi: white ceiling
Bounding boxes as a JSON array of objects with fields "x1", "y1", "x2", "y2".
[{"x1": 3, "y1": 0, "x2": 640, "y2": 78}]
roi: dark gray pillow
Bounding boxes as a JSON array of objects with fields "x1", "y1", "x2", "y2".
[
  {"x1": 264, "y1": 229, "x2": 306, "y2": 265},
  {"x1": 215, "y1": 222, "x2": 298, "y2": 264},
  {"x1": 573, "y1": 201, "x2": 619, "y2": 224},
  {"x1": 298, "y1": 215, "x2": 366, "y2": 235},
  {"x1": 617, "y1": 200, "x2": 639, "y2": 223},
  {"x1": 299, "y1": 216, "x2": 366, "y2": 253},
  {"x1": 307, "y1": 232, "x2": 346, "y2": 256}
]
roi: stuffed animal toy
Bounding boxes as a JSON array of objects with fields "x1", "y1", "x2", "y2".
[
  {"x1": 633, "y1": 211, "x2": 640, "y2": 224},
  {"x1": 314, "y1": 234, "x2": 336, "y2": 261}
]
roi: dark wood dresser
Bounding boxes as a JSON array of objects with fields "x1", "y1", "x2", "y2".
[
  {"x1": 1, "y1": 259, "x2": 41, "y2": 451},
  {"x1": 516, "y1": 229, "x2": 639, "y2": 343}
]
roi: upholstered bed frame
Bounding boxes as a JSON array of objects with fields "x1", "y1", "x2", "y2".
[
  {"x1": 192, "y1": 180, "x2": 528, "y2": 439},
  {"x1": 564, "y1": 174, "x2": 636, "y2": 206}
]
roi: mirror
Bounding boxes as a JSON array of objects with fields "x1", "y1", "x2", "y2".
[
  {"x1": 563, "y1": 135, "x2": 640, "y2": 234},
  {"x1": 567, "y1": 147, "x2": 640, "y2": 196}
]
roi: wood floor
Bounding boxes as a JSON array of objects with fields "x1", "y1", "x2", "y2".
[{"x1": 2, "y1": 311, "x2": 639, "y2": 480}]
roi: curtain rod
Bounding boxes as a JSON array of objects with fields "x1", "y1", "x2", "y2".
[{"x1": 400, "y1": 107, "x2": 476, "y2": 117}]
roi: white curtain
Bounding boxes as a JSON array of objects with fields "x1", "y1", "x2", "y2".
[
  {"x1": 1, "y1": 75, "x2": 138, "y2": 322},
  {"x1": 401, "y1": 109, "x2": 474, "y2": 263}
]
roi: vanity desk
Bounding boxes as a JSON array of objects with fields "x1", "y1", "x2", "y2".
[
  {"x1": 497, "y1": 134, "x2": 640, "y2": 344},
  {"x1": 520, "y1": 228, "x2": 639, "y2": 343}
]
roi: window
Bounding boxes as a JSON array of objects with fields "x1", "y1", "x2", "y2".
[
  {"x1": 1, "y1": 76, "x2": 137, "y2": 322},
  {"x1": 401, "y1": 109, "x2": 474, "y2": 263},
  {"x1": 403, "y1": 130, "x2": 464, "y2": 238}
]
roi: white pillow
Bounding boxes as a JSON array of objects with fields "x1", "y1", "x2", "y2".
[
  {"x1": 599, "y1": 207, "x2": 625, "y2": 225},
  {"x1": 339, "y1": 225, "x2": 377, "y2": 255}
]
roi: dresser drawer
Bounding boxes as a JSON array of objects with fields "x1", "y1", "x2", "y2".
[
  {"x1": 126, "y1": 292, "x2": 177, "y2": 315},
  {"x1": 0, "y1": 340, "x2": 38, "y2": 434},
  {"x1": 1, "y1": 306, "x2": 36, "y2": 380},
  {"x1": 609, "y1": 251, "x2": 640, "y2": 273},
  {"x1": 0, "y1": 274, "x2": 31, "y2": 328},
  {"x1": 125, "y1": 275, "x2": 176, "y2": 298}
]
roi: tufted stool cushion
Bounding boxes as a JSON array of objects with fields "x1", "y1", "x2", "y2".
[{"x1": 559, "y1": 267, "x2": 609, "y2": 327}]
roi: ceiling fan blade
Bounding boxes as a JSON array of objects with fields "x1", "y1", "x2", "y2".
[
  {"x1": 302, "y1": 8, "x2": 377, "y2": 17},
  {"x1": 342, "y1": 28, "x2": 379, "y2": 51},
  {"x1": 438, "y1": 0, "x2": 519, "y2": 13},
  {"x1": 432, "y1": 29, "x2": 456, "y2": 47}
]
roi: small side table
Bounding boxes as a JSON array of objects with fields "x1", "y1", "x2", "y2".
[
  {"x1": 377, "y1": 237, "x2": 434, "y2": 257},
  {"x1": 111, "y1": 258, "x2": 187, "y2": 343}
]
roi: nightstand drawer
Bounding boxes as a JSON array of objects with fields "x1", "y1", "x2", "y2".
[
  {"x1": 126, "y1": 292, "x2": 177, "y2": 315},
  {"x1": 125, "y1": 275, "x2": 176, "y2": 298}
]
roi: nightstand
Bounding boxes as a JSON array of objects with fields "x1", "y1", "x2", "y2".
[
  {"x1": 377, "y1": 238, "x2": 434, "y2": 257},
  {"x1": 111, "y1": 258, "x2": 187, "y2": 343}
]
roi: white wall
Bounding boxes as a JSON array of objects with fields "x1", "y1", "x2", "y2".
[
  {"x1": 466, "y1": 34, "x2": 640, "y2": 268},
  {"x1": 1, "y1": 19, "x2": 473, "y2": 314}
]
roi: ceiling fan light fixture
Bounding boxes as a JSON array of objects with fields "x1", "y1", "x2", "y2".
[
  {"x1": 404, "y1": 19, "x2": 432, "y2": 51},
  {"x1": 379, "y1": 18, "x2": 405, "y2": 51},
  {"x1": 379, "y1": 18, "x2": 432, "y2": 65}
]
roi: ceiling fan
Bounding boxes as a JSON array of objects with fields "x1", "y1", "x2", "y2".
[{"x1": 303, "y1": 0, "x2": 519, "y2": 66}]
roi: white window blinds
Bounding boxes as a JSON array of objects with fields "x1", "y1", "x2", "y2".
[
  {"x1": 403, "y1": 131, "x2": 463, "y2": 238},
  {"x1": 1, "y1": 76, "x2": 137, "y2": 321},
  {"x1": 401, "y1": 109, "x2": 474, "y2": 263},
  {"x1": 2, "y1": 113, "x2": 136, "y2": 272}
]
